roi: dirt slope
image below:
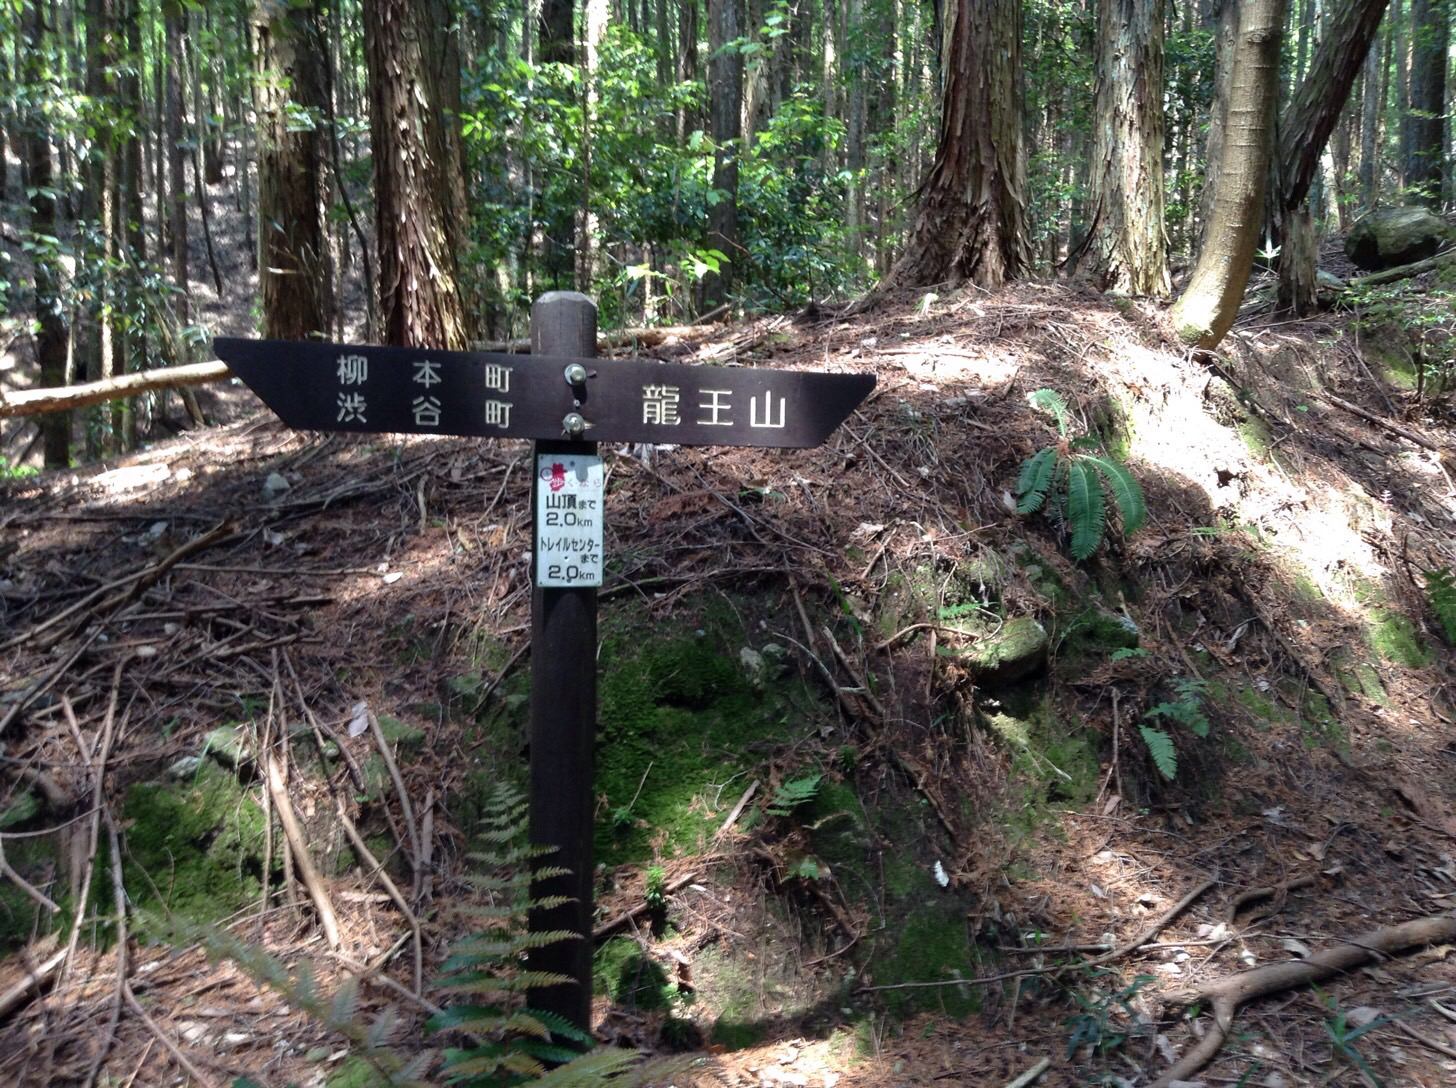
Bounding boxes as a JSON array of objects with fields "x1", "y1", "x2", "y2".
[{"x1": 2, "y1": 283, "x2": 1455, "y2": 1087}]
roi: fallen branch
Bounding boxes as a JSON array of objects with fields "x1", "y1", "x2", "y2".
[
  {"x1": 0, "y1": 948, "x2": 66, "y2": 1023},
  {"x1": 0, "y1": 360, "x2": 233, "y2": 418},
  {"x1": 1308, "y1": 388, "x2": 1440, "y2": 453},
  {"x1": 1151, "y1": 912, "x2": 1456, "y2": 1088},
  {"x1": 592, "y1": 872, "x2": 700, "y2": 940},
  {"x1": 263, "y1": 749, "x2": 343, "y2": 949}
]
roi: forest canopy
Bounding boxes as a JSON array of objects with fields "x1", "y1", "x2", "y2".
[{"x1": 0, "y1": 0, "x2": 1451, "y2": 466}]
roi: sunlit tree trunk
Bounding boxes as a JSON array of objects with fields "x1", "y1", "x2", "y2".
[
  {"x1": 253, "y1": 0, "x2": 332, "y2": 340},
  {"x1": 1406, "y1": 0, "x2": 1448, "y2": 206},
  {"x1": 876, "y1": 0, "x2": 1029, "y2": 292},
  {"x1": 1069, "y1": 0, "x2": 1169, "y2": 296},
  {"x1": 1172, "y1": 0, "x2": 1284, "y2": 349},
  {"x1": 362, "y1": 0, "x2": 468, "y2": 348}
]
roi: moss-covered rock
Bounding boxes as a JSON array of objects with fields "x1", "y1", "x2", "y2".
[
  {"x1": 1345, "y1": 206, "x2": 1452, "y2": 270},
  {"x1": 967, "y1": 617, "x2": 1048, "y2": 686},
  {"x1": 121, "y1": 761, "x2": 274, "y2": 925}
]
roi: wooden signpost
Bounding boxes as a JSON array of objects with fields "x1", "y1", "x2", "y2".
[{"x1": 212, "y1": 291, "x2": 875, "y2": 1035}]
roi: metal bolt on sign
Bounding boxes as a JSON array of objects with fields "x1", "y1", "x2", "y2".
[{"x1": 213, "y1": 292, "x2": 875, "y2": 1035}]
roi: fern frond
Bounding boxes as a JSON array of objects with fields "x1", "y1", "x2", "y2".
[
  {"x1": 327, "y1": 979, "x2": 361, "y2": 1029},
  {"x1": 1139, "y1": 725, "x2": 1178, "y2": 780},
  {"x1": 1084, "y1": 454, "x2": 1146, "y2": 536},
  {"x1": 526, "y1": 1008, "x2": 596, "y2": 1046},
  {"x1": 1065, "y1": 459, "x2": 1106, "y2": 561},
  {"x1": 1027, "y1": 387, "x2": 1072, "y2": 436},
  {"x1": 530, "y1": 1046, "x2": 644, "y2": 1087},
  {"x1": 444, "y1": 929, "x2": 581, "y2": 960},
  {"x1": 1015, "y1": 446, "x2": 1060, "y2": 514}
]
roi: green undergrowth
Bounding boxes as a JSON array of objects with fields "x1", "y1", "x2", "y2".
[{"x1": 121, "y1": 760, "x2": 275, "y2": 929}]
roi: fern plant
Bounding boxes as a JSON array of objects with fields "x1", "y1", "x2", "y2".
[
  {"x1": 1423, "y1": 566, "x2": 1456, "y2": 644},
  {"x1": 1138, "y1": 677, "x2": 1210, "y2": 781},
  {"x1": 766, "y1": 771, "x2": 823, "y2": 817},
  {"x1": 197, "y1": 782, "x2": 691, "y2": 1088},
  {"x1": 1015, "y1": 389, "x2": 1147, "y2": 562}
]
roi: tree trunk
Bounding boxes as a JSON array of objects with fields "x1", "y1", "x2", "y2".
[
  {"x1": 23, "y1": 1, "x2": 71, "y2": 467},
  {"x1": 704, "y1": 0, "x2": 744, "y2": 308},
  {"x1": 1272, "y1": 0, "x2": 1387, "y2": 315},
  {"x1": 1069, "y1": 0, "x2": 1170, "y2": 296},
  {"x1": 362, "y1": 0, "x2": 468, "y2": 348},
  {"x1": 1198, "y1": 0, "x2": 1239, "y2": 255},
  {"x1": 253, "y1": 0, "x2": 332, "y2": 341},
  {"x1": 1171, "y1": 0, "x2": 1284, "y2": 349},
  {"x1": 164, "y1": 0, "x2": 189, "y2": 322},
  {"x1": 1405, "y1": 0, "x2": 1448, "y2": 206},
  {"x1": 875, "y1": 0, "x2": 1030, "y2": 292},
  {"x1": 1358, "y1": 28, "x2": 1381, "y2": 208}
]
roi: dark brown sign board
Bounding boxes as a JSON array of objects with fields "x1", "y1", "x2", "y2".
[
  {"x1": 213, "y1": 305, "x2": 875, "y2": 1040},
  {"x1": 213, "y1": 337, "x2": 875, "y2": 449}
]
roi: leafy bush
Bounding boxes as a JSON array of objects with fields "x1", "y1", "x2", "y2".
[{"x1": 1015, "y1": 389, "x2": 1146, "y2": 561}]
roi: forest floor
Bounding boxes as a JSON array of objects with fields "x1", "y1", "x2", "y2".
[{"x1": 4, "y1": 246, "x2": 1456, "y2": 1088}]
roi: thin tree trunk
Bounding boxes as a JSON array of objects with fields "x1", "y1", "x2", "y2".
[
  {"x1": 23, "y1": 1, "x2": 71, "y2": 467},
  {"x1": 164, "y1": 0, "x2": 190, "y2": 322},
  {"x1": 704, "y1": 0, "x2": 744, "y2": 308},
  {"x1": 1358, "y1": 31, "x2": 1381, "y2": 207}
]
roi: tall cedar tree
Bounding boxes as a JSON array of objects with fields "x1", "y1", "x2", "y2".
[
  {"x1": 362, "y1": 0, "x2": 468, "y2": 348},
  {"x1": 1171, "y1": 0, "x2": 1285, "y2": 349},
  {"x1": 253, "y1": 0, "x2": 333, "y2": 341},
  {"x1": 23, "y1": 1, "x2": 70, "y2": 466},
  {"x1": 1069, "y1": 0, "x2": 1170, "y2": 297},
  {"x1": 1273, "y1": 0, "x2": 1389, "y2": 314},
  {"x1": 704, "y1": 0, "x2": 744, "y2": 307},
  {"x1": 875, "y1": 0, "x2": 1030, "y2": 293},
  {"x1": 1406, "y1": 0, "x2": 1448, "y2": 205}
]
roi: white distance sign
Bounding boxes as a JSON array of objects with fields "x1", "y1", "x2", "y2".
[{"x1": 534, "y1": 453, "x2": 605, "y2": 587}]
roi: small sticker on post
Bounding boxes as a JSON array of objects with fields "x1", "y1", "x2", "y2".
[{"x1": 534, "y1": 453, "x2": 605, "y2": 588}]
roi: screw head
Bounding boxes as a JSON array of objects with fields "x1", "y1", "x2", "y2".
[
  {"x1": 563, "y1": 363, "x2": 588, "y2": 386},
  {"x1": 562, "y1": 412, "x2": 587, "y2": 437}
]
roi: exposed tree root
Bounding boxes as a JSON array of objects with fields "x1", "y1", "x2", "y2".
[{"x1": 1151, "y1": 913, "x2": 1456, "y2": 1088}]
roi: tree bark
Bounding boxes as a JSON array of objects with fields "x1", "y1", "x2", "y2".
[
  {"x1": 1271, "y1": 0, "x2": 1389, "y2": 314},
  {"x1": 873, "y1": 0, "x2": 1030, "y2": 293},
  {"x1": 164, "y1": 0, "x2": 189, "y2": 321},
  {"x1": 22, "y1": 1, "x2": 71, "y2": 466},
  {"x1": 362, "y1": 0, "x2": 468, "y2": 349},
  {"x1": 1069, "y1": 0, "x2": 1170, "y2": 297},
  {"x1": 1358, "y1": 30, "x2": 1381, "y2": 208},
  {"x1": 704, "y1": 0, "x2": 744, "y2": 308},
  {"x1": 1405, "y1": 0, "x2": 1448, "y2": 206},
  {"x1": 252, "y1": 0, "x2": 333, "y2": 341},
  {"x1": 1171, "y1": 0, "x2": 1284, "y2": 349}
]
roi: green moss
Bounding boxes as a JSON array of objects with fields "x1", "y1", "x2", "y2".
[
  {"x1": 1237, "y1": 417, "x2": 1274, "y2": 460},
  {"x1": 120, "y1": 761, "x2": 274, "y2": 926},
  {"x1": 1368, "y1": 608, "x2": 1431, "y2": 668},
  {"x1": 874, "y1": 907, "x2": 983, "y2": 1018},
  {"x1": 1298, "y1": 691, "x2": 1346, "y2": 752},
  {"x1": 593, "y1": 601, "x2": 831, "y2": 867},
  {"x1": 593, "y1": 936, "x2": 673, "y2": 1009}
]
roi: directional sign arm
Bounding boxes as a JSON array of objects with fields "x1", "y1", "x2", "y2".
[{"x1": 213, "y1": 337, "x2": 875, "y2": 448}]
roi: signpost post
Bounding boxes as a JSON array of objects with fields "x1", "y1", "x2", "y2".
[{"x1": 212, "y1": 294, "x2": 875, "y2": 1038}]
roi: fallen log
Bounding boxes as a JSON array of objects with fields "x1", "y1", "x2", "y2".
[
  {"x1": 1346, "y1": 247, "x2": 1456, "y2": 289},
  {"x1": 0, "y1": 360, "x2": 233, "y2": 418},
  {"x1": 1151, "y1": 912, "x2": 1456, "y2": 1088}
]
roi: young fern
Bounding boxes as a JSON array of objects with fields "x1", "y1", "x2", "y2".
[{"x1": 1014, "y1": 389, "x2": 1147, "y2": 561}]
